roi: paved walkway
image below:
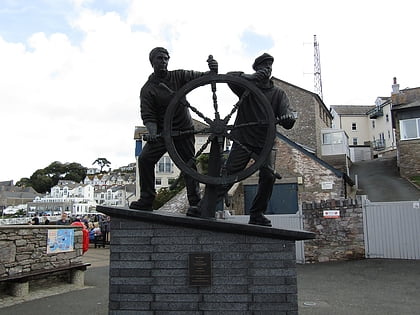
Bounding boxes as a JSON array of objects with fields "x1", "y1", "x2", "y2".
[
  {"x1": 1, "y1": 247, "x2": 419, "y2": 314},
  {"x1": 0, "y1": 246, "x2": 110, "y2": 314},
  {"x1": 297, "y1": 259, "x2": 420, "y2": 315}
]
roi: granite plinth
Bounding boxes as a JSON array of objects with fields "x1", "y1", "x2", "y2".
[{"x1": 98, "y1": 205, "x2": 314, "y2": 314}]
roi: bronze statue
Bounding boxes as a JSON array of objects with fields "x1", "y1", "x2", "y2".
[
  {"x1": 221, "y1": 53, "x2": 296, "y2": 226},
  {"x1": 129, "y1": 47, "x2": 218, "y2": 213},
  {"x1": 132, "y1": 50, "x2": 296, "y2": 227}
]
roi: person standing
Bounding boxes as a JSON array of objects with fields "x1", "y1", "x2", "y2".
[
  {"x1": 224, "y1": 53, "x2": 296, "y2": 227},
  {"x1": 71, "y1": 216, "x2": 89, "y2": 254},
  {"x1": 56, "y1": 212, "x2": 69, "y2": 225},
  {"x1": 129, "y1": 47, "x2": 218, "y2": 214},
  {"x1": 31, "y1": 214, "x2": 40, "y2": 225}
]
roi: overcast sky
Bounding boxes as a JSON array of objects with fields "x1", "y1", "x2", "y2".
[{"x1": 1, "y1": 0, "x2": 419, "y2": 183}]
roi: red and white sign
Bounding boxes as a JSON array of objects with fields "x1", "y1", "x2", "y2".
[{"x1": 323, "y1": 210, "x2": 340, "y2": 218}]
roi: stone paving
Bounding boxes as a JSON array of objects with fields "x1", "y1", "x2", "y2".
[{"x1": 0, "y1": 245, "x2": 108, "y2": 309}]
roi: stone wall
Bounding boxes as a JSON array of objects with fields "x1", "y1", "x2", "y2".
[
  {"x1": 0, "y1": 226, "x2": 84, "y2": 278},
  {"x1": 273, "y1": 78, "x2": 332, "y2": 156},
  {"x1": 302, "y1": 198, "x2": 365, "y2": 263},
  {"x1": 275, "y1": 140, "x2": 351, "y2": 203},
  {"x1": 274, "y1": 80, "x2": 319, "y2": 152},
  {"x1": 398, "y1": 138, "x2": 420, "y2": 178}
]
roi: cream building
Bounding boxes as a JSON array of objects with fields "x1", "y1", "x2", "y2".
[{"x1": 366, "y1": 97, "x2": 396, "y2": 156}]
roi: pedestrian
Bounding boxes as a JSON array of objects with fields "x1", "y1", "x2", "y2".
[
  {"x1": 56, "y1": 212, "x2": 69, "y2": 225},
  {"x1": 31, "y1": 214, "x2": 40, "y2": 225},
  {"x1": 92, "y1": 222, "x2": 104, "y2": 248},
  {"x1": 71, "y1": 216, "x2": 89, "y2": 254}
]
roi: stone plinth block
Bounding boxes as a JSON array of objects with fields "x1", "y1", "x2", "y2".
[{"x1": 98, "y1": 206, "x2": 314, "y2": 315}]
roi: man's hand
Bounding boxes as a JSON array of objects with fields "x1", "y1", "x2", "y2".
[
  {"x1": 144, "y1": 122, "x2": 158, "y2": 142},
  {"x1": 245, "y1": 67, "x2": 271, "y2": 82},
  {"x1": 207, "y1": 55, "x2": 218, "y2": 73},
  {"x1": 254, "y1": 67, "x2": 271, "y2": 81},
  {"x1": 143, "y1": 134, "x2": 159, "y2": 142},
  {"x1": 278, "y1": 113, "x2": 296, "y2": 129}
]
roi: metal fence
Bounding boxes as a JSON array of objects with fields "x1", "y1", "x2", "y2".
[{"x1": 363, "y1": 200, "x2": 420, "y2": 259}]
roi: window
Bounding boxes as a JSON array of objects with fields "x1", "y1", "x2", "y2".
[
  {"x1": 400, "y1": 118, "x2": 420, "y2": 140},
  {"x1": 351, "y1": 123, "x2": 357, "y2": 131},
  {"x1": 386, "y1": 114, "x2": 389, "y2": 122},
  {"x1": 157, "y1": 156, "x2": 173, "y2": 173},
  {"x1": 372, "y1": 120, "x2": 375, "y2": 128},
  {"x1": 322, "y1": 132, "x2": 343, "y2": 144},
  {"x1": 155, "y1": 178, "x2": 162, "y2": 185},
  {"x1": 352, "y1": 138, "x2": 358, "y2": 145}
]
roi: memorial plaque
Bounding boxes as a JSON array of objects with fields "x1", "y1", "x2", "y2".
[{"x1": 188, "y1": 252, "x2": 212, "y2": 286}]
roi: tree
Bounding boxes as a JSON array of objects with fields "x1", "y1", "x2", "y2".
[
  {"x1": 29, "y1": 169, "x2": 55, "y2": 193},
  {"x1": 93, "y1": 158, "x2": 111, "y2": 173},
  {"x1": 17, "y1": 161, "x2": 87, "y2": 193},
  {"x1": 15, "y1": 177, "x2": 31, "y2": 188}
]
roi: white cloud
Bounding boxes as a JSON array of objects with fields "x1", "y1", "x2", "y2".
[{"x1": 1, "y1": 0, "x2": 419, "y2": 183}]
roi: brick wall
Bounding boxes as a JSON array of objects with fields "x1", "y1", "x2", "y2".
[
  {"x1": 0, "y1": 226, "x2": 84, "y2": 278},
  {"x1": 109, "y1": 214, "x2": 304, "y2": 314},
  {"x1": 302, "y1": 198, "x2": 365, "y2": 263}
]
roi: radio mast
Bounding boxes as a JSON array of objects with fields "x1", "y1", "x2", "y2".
[{"x1": 313, "y1": 35, "x2": 323, "y2": 100}]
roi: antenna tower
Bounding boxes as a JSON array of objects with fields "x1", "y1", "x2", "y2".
[{"x1": 313, "y1": 35, "x2": 323, "y2": 100}]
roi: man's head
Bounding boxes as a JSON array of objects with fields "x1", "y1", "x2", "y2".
[
  {"x1": 252, "y1": 53, "x2": 274, "y2": 71},
  {"x1": 149, "y1": 47, "x2": 170, "y2": 74}
]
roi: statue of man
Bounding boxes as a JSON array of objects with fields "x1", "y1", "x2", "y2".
[
  {"x1": 225, "y1": 53, "x2": 296, "y2": 226},
  {"x1": 130, "y1": 47, "x2": 218, "y2": 213}
]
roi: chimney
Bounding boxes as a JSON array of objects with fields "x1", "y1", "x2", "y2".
[{"x1": 391, "y1": 77, "x2": 400, "y2": 95}]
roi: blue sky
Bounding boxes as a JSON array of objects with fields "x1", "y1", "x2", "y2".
[
  {"x1": 0, "y1": 0, "x2": 419, "y2": 182},
  {"x1": 0, "y1": 0, "x2": 129, "y2": 44}
]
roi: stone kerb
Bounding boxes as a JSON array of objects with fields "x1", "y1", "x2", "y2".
[
  {"x1": 302, "y1": 198, "x2": 365, "y2": 263},
  {"x1": 0, "y1": 225, "x2": 84, "y2": 279},
  {"x1": 98, "y1": 205, "x2": 314, "y2": 314}
]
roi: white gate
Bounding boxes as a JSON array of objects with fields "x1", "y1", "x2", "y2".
[
  {"x1": 227, "y1": 209, "x2": 305, "y2": 263},
  {"x1": 363, "y1": 200, "x2": 420, "y2": 259}
]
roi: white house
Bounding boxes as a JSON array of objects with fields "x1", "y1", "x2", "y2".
[
  {"x1": 94, "y1": 185, "x2": 134, "y2": 207},
  {"x1": 84, "y1": 173, "x2": 135, "y2": 189},
  {"x1": 366, "y1": 97, "x2": 396, "y2": 157},
  {"x1": 30, "y1": 180, "x2": 97, "y2": 216}
]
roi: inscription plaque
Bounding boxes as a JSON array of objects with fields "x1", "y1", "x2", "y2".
[{"x1": 188, "y1": 252, "x2": 212, "y2": 286}]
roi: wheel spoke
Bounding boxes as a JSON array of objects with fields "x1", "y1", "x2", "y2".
[
  {"x1": 233, "y1": 120, "x2": 270, "y2": 129},
  {"x1": 225, "y1": 133, "x2": 254, "y2": 157},
  {"x1": 194, "y1": 134, "x2": 215, "y2": 159},
  {"x1": 209, "y1": 80, "x2": 220, "y2": 120},
  {"x1": 186, "y1": 103, "x2": 214, "y2": 125},
  {"x1": 223, "y1": 90, "x2": 249, "y2": 123}
]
